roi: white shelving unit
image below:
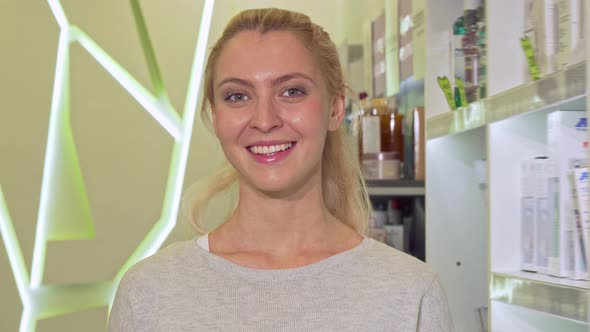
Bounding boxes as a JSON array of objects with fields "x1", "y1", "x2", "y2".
[
  {"x1": 426, "y1": 126, "x2": 488, "y2": 332},
  {"x1": 487, "y1": 84, "x2": 588, "y2": 331},
  {"x1": 425, "y1": 0, "x2": 589, "y2": 331}
]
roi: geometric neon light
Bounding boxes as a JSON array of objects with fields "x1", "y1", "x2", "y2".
[{"x1": 0, "y1": 0, "x2": 215, "y2": 330}]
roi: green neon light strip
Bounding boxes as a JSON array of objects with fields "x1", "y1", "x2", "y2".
[
  {"x1": 30, "y1": 29, "x2": 77, "y2": 289},
  {"x1": 46, "y1": 0, "x2": 68, "y2": 29},
  {"x1": 0, "y1": 187, "x2": 31, "y2": 308},
  {"x1": 30, "y1": 281, "x2": 114, "y2": 319},
  {"x1": 0, "y1": 0, "x2": 215, "y2": 330},
  {"x1": 115, "y1": 0, "x2": 215, "y2": 282},
  {"x1": 130, "y1": 0, "x2": 169, "y2": 99},
  {"x1": 71, "y1": 26, "x2": 183, "y2": 141}
]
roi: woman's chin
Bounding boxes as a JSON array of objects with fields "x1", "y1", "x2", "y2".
[
  {"x1": 238, "y1": 163, "x2": 322, "y2": 198},
  {"x1": 243, "y1": 176, "x2": 302, "y2": 198},
  {"x1": 255, "y1": 181, "x2": 295, "y2": 197}
]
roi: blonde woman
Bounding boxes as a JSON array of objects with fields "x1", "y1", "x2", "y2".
[{"x1": 108, "y1": 8, "x2": 453, "y2": 331}]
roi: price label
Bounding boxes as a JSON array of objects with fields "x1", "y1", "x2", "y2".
[
  {"x1": 455, "y1": 76, "x2": 468, "y2": 107},
  {"x1": 437, "y1": 76, "x2": 456, "y2": 110},
  {"x1": 520, "y1": 36, "x2": 540, "y2": 81}
]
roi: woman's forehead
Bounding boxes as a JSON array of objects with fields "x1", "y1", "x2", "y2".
[{"x1": 213, "y1": 30, "x2": 321, "y2": 84}]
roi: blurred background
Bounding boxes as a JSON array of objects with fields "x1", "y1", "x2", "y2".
[
  {"x1": 2, "y1": 1, "x2": 589, "y2": 331},
  {"x1": 0, "y1": 1, "x2": 387, "y2": 330}
]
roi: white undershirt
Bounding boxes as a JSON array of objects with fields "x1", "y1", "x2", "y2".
[{"x1": 196, "y1": 234, "x2": 210, "y2": 252}]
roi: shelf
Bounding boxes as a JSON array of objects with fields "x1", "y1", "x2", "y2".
[
  {"x1": 491, "y1": 301, "x2": 588, "y2": 332},
  {"x1": 365, "y1": 179, "x2": 425, "y2": 196},
  {"x1": 427, "y1": 62, "x2": 586, "y2": 140},
  {"x1": 491, "y1": 271, "x2": 589, "y2": 323}
]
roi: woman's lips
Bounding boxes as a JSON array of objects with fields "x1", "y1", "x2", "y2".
[{"x1": 247, "y1": 142, "x2": 296, "y2": 164}]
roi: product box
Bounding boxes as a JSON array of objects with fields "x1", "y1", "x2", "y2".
[
  {"x1": 521, "y1": 159, "x2": 537, "y2": 272},
  {"x1": 569, "y1": 167, "x2": 589, "y2": 280},
  {"x1": 369, "y1": 206, "x2": 387, "y2": 243},
  {"x1": 398, "y1": 0, "x2": 413, "y2": 82},
  {"x1": 385, "y1": 224, "x2": 405, "y2": 252},
  {"x1": 371, "y1": 13, "x2": 386, "y2": 97},
  {"x1": 524, "y1": 0, "x2": 537, "y2": 81},
  {"x1": 522, "y1": 197, "x2": 537, "y2": 271},
  {"x1": 547, "y1": 110, "x2": 588, "y2": 278},
  {"x1": 533, "y1": 157, "x2": 551, "y2": 274},
  {"x1": 557, "y1": 0, "x2": 584, "y2": 68},
  {"x1": 532, "y1": 0, "x2": 559, "y2": 76},
  {"x1": 413, "y1": 107, "x2": 425, "y2": 180}
]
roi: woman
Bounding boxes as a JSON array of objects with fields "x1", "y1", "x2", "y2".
[{"x1": 108, "y1": 8, "x2": 453, "y2": 331}]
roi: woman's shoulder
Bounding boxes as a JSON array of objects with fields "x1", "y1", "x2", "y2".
[
  {"x1": 363, "y1": 237, "x2": 431, "y2": 270},
  {"x1": 116, "y1": 238, "x2": 204, "y2": 292},
  {"x1": 356, "y1": 237, "x2": 438, "y2": 285}
]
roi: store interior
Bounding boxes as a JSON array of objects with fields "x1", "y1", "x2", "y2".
[{"x1": 0, "y1": 0, "x2": 588, "y2": 331}]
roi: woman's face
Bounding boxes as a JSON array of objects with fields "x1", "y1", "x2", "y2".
[{"x1": 211, "y1": 30, "x2": 344, "y2": 196}]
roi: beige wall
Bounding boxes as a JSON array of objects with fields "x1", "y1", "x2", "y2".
[{"x1": 0, "y1": 1, "x2": 385, "y2": 330}]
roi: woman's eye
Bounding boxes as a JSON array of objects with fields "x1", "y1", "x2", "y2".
[
  {"x1": 282, "y1": 88, "x2": 305, "y2": 98},
  {"x1": 225, "y1": 93, "x2": 250, "y2": 103}
]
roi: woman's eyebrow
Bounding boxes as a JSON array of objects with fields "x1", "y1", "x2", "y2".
[
  {"x1": 217, "y1": 77, "x2": 255, "y2": 89},
  {"x1": 217, "y1": 73, "x2": 314, "y2": 89},
  {"x1": 271, "y1": 73, "x2": 314, "y2": 85}
]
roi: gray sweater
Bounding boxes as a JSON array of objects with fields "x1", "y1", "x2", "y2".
[{"x1": 108, "y1": 236, "x2": 453, "y2": 331}]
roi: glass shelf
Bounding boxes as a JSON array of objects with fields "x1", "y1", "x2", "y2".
[
  {"x1": 491, "y1": 271, "x2": 589, "y2": 323},
  {"x1": 365, "y1": 179, "x2": 425, "y2": 196},
  {"x1": 427, "y1": 61, "x2": 586, "y2": 140}
]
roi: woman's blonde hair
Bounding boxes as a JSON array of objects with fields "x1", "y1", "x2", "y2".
[{"x1": 189, "y1": 8, "x2": 371, "y2": 235}]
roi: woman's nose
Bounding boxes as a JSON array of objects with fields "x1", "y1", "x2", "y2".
[{"x1": 250, "y1": 96, "x2": 283, "y2": 132}]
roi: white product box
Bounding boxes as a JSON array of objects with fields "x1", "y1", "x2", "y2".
[
  {"x1": 569, "y1": 167, "x2": 589, "y2": 280},
  {"x1": 524, "y1": 0, "x2": 538, "y2": 80},
  {"x1": 521, "y1": 159, "x2": 537, "y2": 271},
  {"x1": 385, "y1": 224, "x2": 405, "y2": 252},
  {"x1": 533, "y1": 157, "x2": 551, "y2": 274},
  {"x1": 547, "y1": 110, "x2": 588, "y2": 278},
  {"x1": 532, "y1": 0, "x2": 559, "y2": 76},
  {"x1": 557, "y1": 0, "x2": 585, "y2": 68},
  {"x1": 522, "y1": 197, "x2": 537, "y2": 271},
  {"x1": 369, "y1": 228, "x2": 386, "y2": 243}
]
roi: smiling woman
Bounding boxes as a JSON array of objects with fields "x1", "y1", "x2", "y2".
[
  {"x1": 198, "y1": 13, "x2": 371, "y2": 236},
  {"x1": 211, "y1": 29, "x2": 345, "y2": 201},
  {"x1": 108, "y1": 7, "x2": 454, "y2": 332}
]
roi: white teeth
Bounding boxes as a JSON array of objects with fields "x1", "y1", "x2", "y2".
[{"x1": 249, "y1": 143, "x2": 294, "y2": 155}]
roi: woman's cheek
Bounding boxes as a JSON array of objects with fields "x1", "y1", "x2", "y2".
[
  {"x1": 214, "y1": 114, "x2": 238, "y2": 145},
  {"x1": 292, "y1": 111, "x2": 328, "y2": 132}
]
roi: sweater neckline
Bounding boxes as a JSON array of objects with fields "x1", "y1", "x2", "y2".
[{"x1": 192, "y1": 235, "x2": 372, "y2": 281}]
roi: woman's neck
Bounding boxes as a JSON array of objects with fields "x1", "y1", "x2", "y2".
[{"x1": 210, "y1": 175, "x2": 358, "y2": 258}]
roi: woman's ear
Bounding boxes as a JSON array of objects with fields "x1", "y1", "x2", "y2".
[{"x1": 328, "y1": 94, "x2": 345, "y2": 131}]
